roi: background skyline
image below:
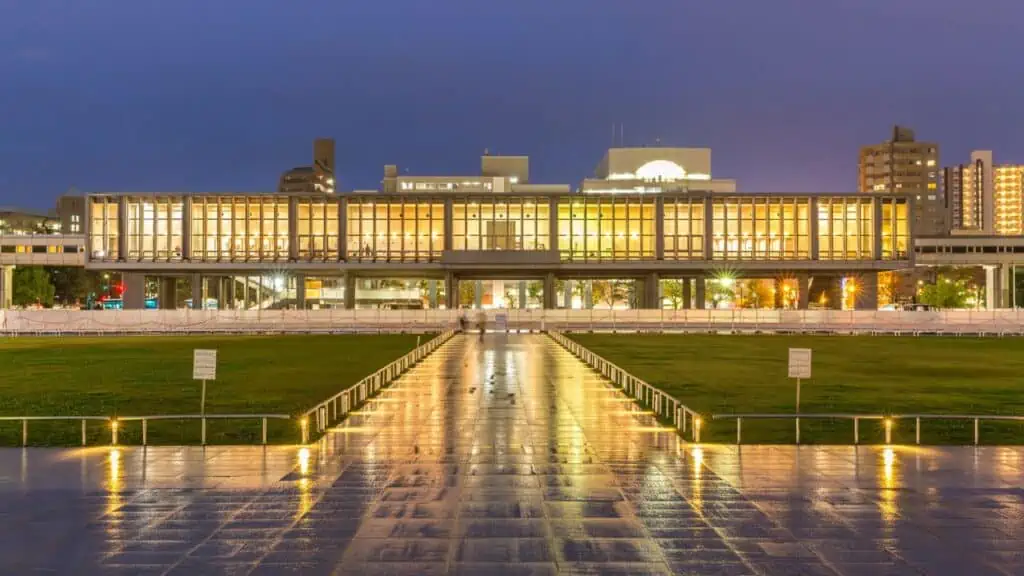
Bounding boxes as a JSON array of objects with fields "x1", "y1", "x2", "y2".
[{"x1": 2, "y1": 0, "x2": 1023, "y2": 209}]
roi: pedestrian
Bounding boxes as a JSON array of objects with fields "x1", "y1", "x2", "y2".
[{"x1": 476, "y1": 310, "x2": 487, "y2": 341}]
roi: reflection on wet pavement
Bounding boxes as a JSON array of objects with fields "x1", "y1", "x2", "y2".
[{"x1": 1, "y1": 334, "x2": 1023, "y2": 575}]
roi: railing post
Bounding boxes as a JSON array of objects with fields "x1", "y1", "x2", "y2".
[
  {"x1": 736, "y1": 418, "x2": 742, "y2": 445},
  {"x1": 201, "y1": 417, "x2": 207, "y2": 445},
  {"x1": 795, "y1": 417, "x2": 800, "y2": 445},
  {"x1": 694, "y1": 417, "x2": 701, "y2": 443},
  {"x1": 21, "y1": 419, "x2": 27, "y2": 447},
  {"x1": 915, "y1": 417, "x2": 920, "y2": 445},
  {"x1": 974, "y1": 418, "x2": 979, "y2": 446},
  {"x1": 142, "y1": 419, "x2": 148, "y2": 446},
  {"x1": 81, "y1": 419, "x2": 87, "y2": 446},
  {"x1": 301, "y1": 418, "x2": 309, "y2": 444},
  {"x1": 262, "y1": 417, "x2": 267, "y2": 445},
  {"x1": 111, "y1": 419, "x2": 118, "y2": 445},
  {"x1": 885, "y1": 418, "x2": 891, "y2": 445},
  {"x1": 854, "y1": 417, "x2": 859, "y2": 445}
]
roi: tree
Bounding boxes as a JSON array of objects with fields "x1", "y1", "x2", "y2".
[
  {"x1": 592, "y1": 280, "x2": 625, "y2": 308},
  {"x1": 663, "y1": 280, "x2": 684, "y2": 310},
  {"x1": 459, "y1": 281, "x2": 476, "y2": 308},
  {"x1": 46, "y1": 267, "x2": 100, "y2": 306},
  {"x1": 918, "y1": 277, "x2": 969, "y2": 309},
  {"x1": 526, "y1": 281, "x2": 542, "y2": 307},
  {"x1": 13, "y1": 267, "x2": 56, "y2": 308}
]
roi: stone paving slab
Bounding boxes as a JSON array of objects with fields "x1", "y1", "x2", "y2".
[{"x1": 1, "y1": 334, "x2": 1023, "y2": 575}]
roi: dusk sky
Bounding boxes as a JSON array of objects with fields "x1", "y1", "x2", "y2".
[{"x1": 3, "y1": 0, "x2": 1023, "y2": 209}]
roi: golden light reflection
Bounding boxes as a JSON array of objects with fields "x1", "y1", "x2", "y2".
[
  {"x1": 298, "y1": 447, "x2": 310, "y2": 476},
  {"x1": 106, "y1": 448, "x2": 124, "y2": 517},
  {"x1": 878, "y1": 447, "x2": 898, "y2": 528},
  {"x1": 296, "y1": 477, "x2": 313, "y2": 519}
]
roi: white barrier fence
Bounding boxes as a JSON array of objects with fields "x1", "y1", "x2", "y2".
[{"x1": 4, "y1": 308, "x2": 1024, "y2": 335}]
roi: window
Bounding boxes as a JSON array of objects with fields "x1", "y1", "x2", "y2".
[
  {"x1": 88, "y1": 197, "x2": 119, "y2": 259},
  {"x1": 296, "y1": 198, "x2": 339, "y2": 260},
  {"x1": 663, "y1": 199, "x2": 704, "y2": 260},
  {"x1": 126, "y1": 197, "x2": 184, "y2": 261},
  {"x1": 346, "y1": 198, "x2": 444, "y2": 262},
  {"x1": 817, "y1": 197, "x2": 873, "y2": 260},
  {"x1": 711, "y1": 197, "x2": 809, "y2": 260},
  {"x1": 190, "y1": 197, "x2": 289, "y2": 262},
  {"x1": 557, "y1": 196, "x2": 655, "y2": 262},
  {"x1": 452, "y1": 197, "x2": 549, "y2": 252}
]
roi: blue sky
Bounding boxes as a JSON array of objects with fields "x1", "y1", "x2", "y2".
[{"x1": 2, "y1": 0, "x2": 1023, "y2": 208}]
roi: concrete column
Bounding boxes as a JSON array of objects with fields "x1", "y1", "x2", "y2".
[
  {"x1": 191, "y1": 273, "x2": 203, "y2": 309},
  {"x1": 428, "y1": 280, "x2": 438, "y2": 309},
  {"x1": 0, "y1": 265, "x2": 13, "y2": 309},
  {"x1": 702, "y1": 198, "x2": 713, "y2": 261},
  {"x1": 563, "y1": 280, "x2": 573, "y2": 309},
  {"x1": 1000, "y1": 264, "x2": 1012, "y2": 309},
  {"x1": 444, "y1": 272, "x2": 455, "y2": 309},
  {"x1": 548, "y1": 197, "x2": 558, "y2": 253},
  {"x1": 543, "y1": 273, "x2": 556, "y2": 309},
  {"x1": 182, "y1": 197, "x2": 193, "y2": 260},
  {"x1": 797, "y1": 274, "x2": 810, "y2": 310},
  {"x1": 158, "y1": 277, "x2": 177, "y2": 310},
  {"x1": 345, "y1": 273, "x2": 356, "y2": 309},
  {"x1": 826, "y1": 276, "x2": 842, "y2": 310},
  {"x1": 695, "y1": 274, "x2": 706, "y2": 309},
  {"x1": 584, "y1": 281, "x2": 593, "y2": 309},
  {"x1": 123, "y1": 273, "x2": 145, "y2": 310},
  {"x1": 682, "y1": 278, "x2": 692, "y2": 309},
  {"x1": 872, "y1": 199, "x2": 883, "y2": 261},
  {"x1": 518, "y1": 280, "x2": 527, "y2": 309},
  {"x1": 474, "y1": 280, "x2": 483, "y2": 309},
  {"x1": 443, "y1": 199, "x2": 454, "y2": 252},
  {"x1": 809, "y1": 197, "x2": 819, "y2": 260},
  {"x1": 773, "y1": 279, "x2": 784, "y2": 309},
  {"x1": 226, "y1": 277, "x2": 236, "y2": 309},
  {"x1": 645, "y1": 273, "x2": 660, "y2": 309},
  {"x1": 117, "y1": 196, "x2": 128, "y2": 261},
  {"x1": 295, "y1": 273, "x2": 307, "y2": 309},
  {"x1": 857, "y1": 272, "x2": 879, "y2": 311},
  {"x1": 288, "y1": 197, "x2": 298, "y2": 261}
]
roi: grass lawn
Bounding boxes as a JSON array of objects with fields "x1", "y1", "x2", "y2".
[
  {"x1": 0, "y1": 334, "x2": 431, "y2": 445},
  {"x1": 569, "y1": 334, "x2": 1024, "y2": 444}
]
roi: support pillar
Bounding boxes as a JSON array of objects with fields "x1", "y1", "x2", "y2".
[
  {"x1": 1000, "y1": 264, "x2": 1012, "y2": 310},
  {"x1": 826, "y1": 276, "x2": 842, "y2": 310},
  {"x1": 563, "y1": 280, "x2": 573, "y2": 309},
  {"x1": 856, "y1": 271, "x2": 878, "y2": 311},
  {"x1": 797, "y1": 274, "x2": 810, "y2": 310},
  {"x1": 444, "y1": 273, "x2": 456, "y2": 309},
  {"x1": 191, "y1": 273, "x2": 203, "y2": 309},
  {"x1": 345, "y1": 273, "x2": 356, "y2": 310},
  {"x1": 682, "y1": 278, "x2": 692, "y2": 309},
  {"x1": 474, "y1": 280, "x2": 483, "y2": 309},
  {"x1": 543, "y1": 273, "x2": 556, "y2": 309},
  {"x1": 0, "y1": 265, "x2": 13, "y2": 309},
  {"x1": 225, "y1": 277, "x2": 236, "y2": 310},
  {"x1": 695, "y1": 274, "x2": 706, "y2": 309},
  {"x1": 158, "y1": 277, "x2": 177, "y2": 310},
  {"x1": 584, "y1": 281, "x2": 593, "y2": 309},
  {"x1": 518, "y1": 280, "x2": 527, "y2": 309},
  {"x1": 773, "y1": 279, "x2": 784, "y2": 309},
  {"x1": 295, "y1": 273, "x2": 307, "y2": 309},
  {"x1": 123, "y1": 273, "x2": 146, "y2": 310},
  {"x1": 644, "y1": 273, "x2": 660, "y2": 309}
]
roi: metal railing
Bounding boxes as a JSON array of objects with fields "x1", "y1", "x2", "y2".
[
  {"x1": 712, "y1": 413, "x2": 1024, "y2": 445},
  {"x1": 0, "y1": 414, "x2": 291, "y2": 446},
  {"x1": 301, "y1": 329, "x2": 456, "y2": 443},
  {"x1": 548, "y1": 331, "x2": 703, "y2": 442}
]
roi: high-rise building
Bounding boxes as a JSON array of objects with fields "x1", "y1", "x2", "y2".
[
  {"x1": 945, "y1": 150, "x2": 1024, "y2": 235},
  {"x1": 859, "y1": 126, "x2": 943, "y2": 235},
  {"x1": 278, "y1": 138, "x2": 336, "y2": 193}
]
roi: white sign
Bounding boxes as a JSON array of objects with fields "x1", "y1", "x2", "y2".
[
  {"x1": 788, "y1": 348, "x2": 812, "y2": 379},
  {"x1": 193, "y1": 349, "x2": 217, "y2": 380}
]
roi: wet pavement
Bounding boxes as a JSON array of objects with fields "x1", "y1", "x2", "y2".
[{"x1": 1, "y1": 334, "x2": 1024, "y2": 575}]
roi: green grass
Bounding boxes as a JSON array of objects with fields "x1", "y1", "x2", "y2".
[
  {"x1": 0, "y1": 334, "x2": 432, "y2": 445},
  {"x1": 568, "y1": 334, "x2": 1024, "y2": 444}
]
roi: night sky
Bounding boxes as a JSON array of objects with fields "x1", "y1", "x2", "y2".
[{"x1": 3, "y1": 0, "x2": 1023, "y2": 209}]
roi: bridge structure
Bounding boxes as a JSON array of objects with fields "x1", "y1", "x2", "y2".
[{"x1": 3, "y1": 231, "x2": 1024, "y2": 310}]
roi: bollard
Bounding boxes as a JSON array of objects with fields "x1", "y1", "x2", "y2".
[
  {"x1": 81, "y1": 419, "x2": 87, "y2": 446},
  {"x1": 301, "y1": 418, "x2": 309, "y2": 444},
  {"x1": 915, "y1": 417, "x2": 921, "y2": 445},
  {"x1": 201, "y1": 417, "x2": 207, "y2": 445},
  {"x1": 111, "y1": 419, "x2": 119, "y2": 445},
  {"x1": 694, "y1": 417, "x2": 702, "y2": 443},
  {"x1": 22, "y1": 419, "x2": 27, "y2": 447},
  {"x1": 885, "y1": 418, "x2": 892, "y2": 445},
  {"x1": 854, "y1": 417, "x2": 859, "y2": 445},
  {"x1": 736, "y1": 418, "x2": 742, "y2": 445},
  {"x1": 795, "y1": 418, "x2": 800, "y2": 445},
  {"x1": 262, "y1": 417, "x2": 268, "y2": 445},
  {"x1": 974, "y1": 418, "x2": 979, "y2": 446},
  {"x1": 142, "y1": 419, "x2": 148, "y2": 446}
]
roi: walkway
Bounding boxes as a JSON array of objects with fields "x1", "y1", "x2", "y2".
[{"x1": 1, "y1": 334, "x2": 1023, "y2": 575}]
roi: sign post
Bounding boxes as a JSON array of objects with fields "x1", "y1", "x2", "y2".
[
  {"x1": 193, "y1": 349, "x2": 217, "y2": 444},
  {"x1": 788, "y1": 348, "x2": 812, "y2": 444}
]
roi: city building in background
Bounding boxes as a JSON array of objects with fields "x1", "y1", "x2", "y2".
[
  {"x1": 0, "y1": 207, "x2": 62, "y2": 235},
  {"x1": 581, "y1": 147, "x2": 736, "y2": 194},
  {"x1": 381, "y1": 153, "x2": 567, "y2": 195},
  {"x1": 277, "y1": 138, "x2": 336, "y2": 194},
  {"x1": 945, "y1": 150, "x2": 1024, "y2": 236},
  {"x1": 859, "y1": 126, "x2": 943, "y2": 235}
]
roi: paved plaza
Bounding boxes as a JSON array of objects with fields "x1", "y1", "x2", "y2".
[{"x1": 1, "y1": 334, "x2": 1023, "y2": 575}]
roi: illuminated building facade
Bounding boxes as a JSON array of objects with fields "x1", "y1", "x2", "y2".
[{"x1": 945, "y1": 150, "x2": 1024, "y2": 236}]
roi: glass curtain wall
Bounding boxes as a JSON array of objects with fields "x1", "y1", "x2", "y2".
[
  {"x1": 663, "y1": 198, "x2": 704, "y2": 259},
  {"x1": 296, "y1": 198, "x2": 339, "y2": 261},
  {"x1": 557, "y1": 196, "x2": 656, "y2": 261},
  {"x1": 125, "y1": 197, "x2": 184, "y2": 261},
  {"x1": 451, "y1": 197, "x2": 550, "y2": 251},
  {"x1": 346, "y1": 199, "x2": 445, "y2": 262},
  {"x1": 88, "y1": 197, "x2": 119, "y2": 259},
  {"x1": 189, "y1": 197, "x2": 289, "y2": 262},
  {"x1": 817, "y1": 197, "x2": 874, "y2": 260},
  {"x1": 880, "y1": 197, "x2": 910, "y2": 259},
  {"x1": 711, "y1": 197, "x2": 810, "y2": 260}
]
